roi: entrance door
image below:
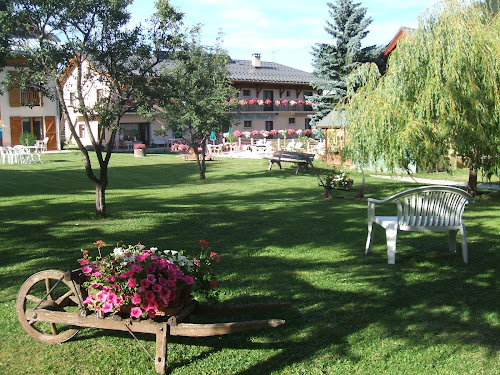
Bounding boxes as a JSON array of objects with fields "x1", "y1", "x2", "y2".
[
  {"x1": 264, "y1": 90, "x2": 274, "y2": 111},
  {"x1": 265, "y1": 121, "x2": 274, "y2": 138}
]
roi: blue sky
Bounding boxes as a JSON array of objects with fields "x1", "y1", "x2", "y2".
[{"x1": 129, "y1": 0, "x2": 440, "y2": 72}]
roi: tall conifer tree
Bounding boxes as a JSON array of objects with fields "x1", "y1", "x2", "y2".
[{"x1": 309, "y1": 0, "x2": 381, "y2": 125}]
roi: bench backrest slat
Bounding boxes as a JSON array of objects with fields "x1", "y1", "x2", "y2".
[{"x1": 393, "y1": 187, "x2": 473, "y2": 229}]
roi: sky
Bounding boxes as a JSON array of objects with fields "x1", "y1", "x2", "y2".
[{"x1": 129, "y1": 0, "x2": 441, "y2": 72}]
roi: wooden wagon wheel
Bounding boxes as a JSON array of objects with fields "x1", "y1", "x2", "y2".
[{"x1": 16, "y1": 269, "x2": 83, "y2": 343}]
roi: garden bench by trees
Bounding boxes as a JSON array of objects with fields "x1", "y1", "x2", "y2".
[
  {"x1": 264, "y1": 151, "x2": 315, "y2": 174},
  {"x1": 365, "y1": 185, "x2": 474, "y2": 264}
]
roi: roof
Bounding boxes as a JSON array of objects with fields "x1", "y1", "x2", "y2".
[
  {"x1": 382, "y1": 27, "x2": 417, "y2": 58},
  {"x1": 227, "y1": 59, "x2": 320, "y2": 85}
]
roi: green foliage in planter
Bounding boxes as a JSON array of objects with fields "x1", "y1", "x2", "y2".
[{"x1": 18, "y1": 132, "x2": 36, "y2": 146}]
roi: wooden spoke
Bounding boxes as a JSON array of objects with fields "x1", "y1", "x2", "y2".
[
  {"x1": 16, "y1": 270, "x2": 81, "y2": 343},
  {"x1": 25, "y1": 294, "x2": 41, "y2": 304},
  {"x1": 55, "y1": 289, "x2": 75, "y2": 306}
]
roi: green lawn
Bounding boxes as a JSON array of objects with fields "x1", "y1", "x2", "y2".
[{"x1": 1, "y1": 152, "x2": 499, "y2": 375}]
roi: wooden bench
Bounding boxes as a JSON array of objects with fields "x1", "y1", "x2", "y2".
[
  {"x1": 264, "y1": 151, "x2": 315, "y2": 174},
  {"x1": 365, "y1": 185, "x2": 474, "y2": 264}
]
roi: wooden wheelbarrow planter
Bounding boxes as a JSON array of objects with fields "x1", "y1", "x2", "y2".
[{"x1": 16, "y1": 269, "x2": 290, "y2": 374}]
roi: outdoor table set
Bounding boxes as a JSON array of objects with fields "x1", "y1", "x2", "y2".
[{"x1": 0, "y1": 145, "x2": 43, "y2": 164}]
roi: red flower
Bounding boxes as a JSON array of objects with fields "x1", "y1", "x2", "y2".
[
  {"x1": 209, "y1": 281, "x2": 218, "y2": 289},
  {"x1": 210, "y1": 252, "x2": 220, "y2": 262},
  {"x1": 199, "y1": 240, "x2": 209, "y2": 248},
  {"x1": 93, "y1": 240, "x2": 106, "y2": 248}
]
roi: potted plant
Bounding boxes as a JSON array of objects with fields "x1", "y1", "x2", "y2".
[
  {"x1": 133, "y1": 143, "x2": 147, "y2": 157},
  {"x1": 78, "y1": 240, "x2": 220, "y2": 319},
  {"x1": 19, "y1": 132, "x2": 37, "y2": 146}
]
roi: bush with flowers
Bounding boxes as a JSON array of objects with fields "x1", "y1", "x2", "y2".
[
  {"x1": 318, "y1": 167, "x2": 354, "y2": 194},
  {"x1": 78, "y1": 240, "x2": 220, "y2": 319},
  {"x1": 133, "y1": 143, "x2": 147, "y2": 150}
]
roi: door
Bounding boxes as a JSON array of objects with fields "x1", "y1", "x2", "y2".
[
  {"x1": 264, "y1": 90, "x2": 274, "y2": 111},
  {"x1": 265, "y1": 121, "x2": 274, "y2": 138},
  {"x1": 44, "y1": 116, "x2": 57, "y2": 150}
]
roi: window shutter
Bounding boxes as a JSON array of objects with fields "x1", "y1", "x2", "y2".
[
  {"x1": 10, "y1": 117, "x2": 22, "y2": 145},
  {"x1": 8, "y1": 71, "x2": 21, "y2": 108},
  {"x1": 44, "y1": 116, "x2": 57, "y2": 150}
]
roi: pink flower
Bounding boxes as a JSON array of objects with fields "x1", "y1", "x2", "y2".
[
  {"x1": 130, "y1": 307, "x2": 142, "y2": 319},
  {"x1": 140, "y1": 279, "x2": 151, "y2": 289},
  {"x1": 83, "y1": 295, "x2": 93, "y2": 305},
  {"x1": 281, "y1": 99, "x2": 289, "y2": 105},
  {"x1": 79, "y1": 259, "x2": 89, "y2": 265},
  {"x1": 127, "y1": 278, "x2": 137, "y2": 288},
  {"x1": 183, "y1": 275, "x2": 194, "y2": 285},
  {"x1": 131, "y1": 293, "x2": 142, "y2": 305},
  {"x1": 81, "y1": 266, "x2": 92, "y2": 274},
  {"x1": 91, "y1": 271, "x2": 101, "y2": 277},
  {"x1": 193, "y1": 259, "x2": 200, "y2": 266},
  {"x1": 152, "y1": 284, "x2": 163, "y2": 293},
  {"x1": 210, "y1": 252, "x2": 221, "y2": 262},
  {"x1": 147, "y1": 309, "x2": 157, "y2": 319},
  {"x1": 102, "y1": 302, "x2": 113, "y2": 313},
  {"x1": 158, "y1": 276, "x2": 168, "y2": 286},
  {"x1": 145, "y1": 291, "x2": 156, "y2": 302}
]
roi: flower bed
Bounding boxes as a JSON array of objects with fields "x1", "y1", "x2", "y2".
[{"x1": 79, "y1": 240, "x2": 219, "y2": 319}]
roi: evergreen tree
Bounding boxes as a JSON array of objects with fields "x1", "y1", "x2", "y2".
[{"x1": 309, "y1": 0, "x2": 381, "y2": 125}]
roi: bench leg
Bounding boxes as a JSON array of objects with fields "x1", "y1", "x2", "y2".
[
  {"x1": 448, "y1": 230, "x2": 457, "y2": 252},
  {"x1": 365, "y1": 220, "x2": 374, "y2": 254},
  {"x1": 385, "y1": 223, "x2": 398, "y2": 264},
  {"x1": 268, "y1": 160, "x2": 273, "y2": 171},
  {"x1": 459, "y1": 223, "x2": 469, "y2": 263}
]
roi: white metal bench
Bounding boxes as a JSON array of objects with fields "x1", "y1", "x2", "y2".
[{"x1": 365, "y1": 186, "x2": 474, "y2": 264}]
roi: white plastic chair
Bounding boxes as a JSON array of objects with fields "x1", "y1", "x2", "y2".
[{"x1": 365, "y1": 185, "x2": 474, "y2": 264}]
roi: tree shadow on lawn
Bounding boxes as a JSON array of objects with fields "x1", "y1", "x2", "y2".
[{"x1": 2, "y1": 163, "x2": 498, "y2": 373}]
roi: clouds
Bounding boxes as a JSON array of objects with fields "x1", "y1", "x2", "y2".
[{"x1": 131, "y1": 0, "x2": 439, "y2": 72}]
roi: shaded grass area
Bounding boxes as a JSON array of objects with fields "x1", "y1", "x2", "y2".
[{"x1": 0, "y1": 152, "x2": 499, "y2": 374}]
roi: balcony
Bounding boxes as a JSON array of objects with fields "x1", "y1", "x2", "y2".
[
  {"x1": 21, "y1": 89, "x2": 43, "y2": 107},
  {"x1": 234, "y1": 103, "x2": 313, "y2": 113}
]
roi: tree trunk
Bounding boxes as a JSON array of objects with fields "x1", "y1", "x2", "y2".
[
  {"x1": 467, "y1": 166, "x2": 477, "y2": 196},
  {"x1": 95, "y1": 183, "x2": 106, "y2": 217}
]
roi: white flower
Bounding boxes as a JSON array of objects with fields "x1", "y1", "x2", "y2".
[
  {"x1": 113, "y1": 247, "x2": 124, "y2": 259},
  {"x1": 150, "y1": 247, "x2": 158, "y2": 253},
  {"x1": 120, "y1": 261, "x2": 128, "y2": 267}
]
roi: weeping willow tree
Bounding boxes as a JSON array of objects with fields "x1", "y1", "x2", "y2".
[{"x1": 342, "y1": 0, "x2": 500, "y2": 195}]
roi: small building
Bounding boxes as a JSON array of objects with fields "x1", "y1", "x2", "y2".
[{"x1": 0, "y1": 58, "x2": 61, "y2": 150}]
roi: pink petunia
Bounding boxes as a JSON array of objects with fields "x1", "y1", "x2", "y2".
[
  {"x1": 140, "y1": 279, "x2": 151, "y2": 289},
  {"x1": 152, "y1": 284, "x2": 163, "y2": 293},
  {"x1": 102, "y1": 302, "x2": 113, "y2": 313},
  {"x1": 91, "y1": 271, "x2": 102, "y2": 277},
  {"x1": 130, "y1": 307, "x2": 142, "y2": 319},
  {"x1": 127, "y1": 278, "x2": 137, "y2": 288},
  {"x1": 131, "y1": 293, "x2": 142, "y2": 305},
  {"x1": 147, "y1": 309, "x2": 157, "y2": 319},
  {"x1": 79, "y1": 259, "x2": 89, "y2": 265},
  {"x1": 144, "y1": 290, "x2": 156, "y2": 302},
  {"x1": 81, "y1": 266, "x2": 92, "y2": 274},
  {"x1": 158, "y1": 276, "x2": 168, "y2": 286},
  {"x1": 183, "y1": 275, "x2": 194, "y2": 285},
  {"x1": 193, "y1": 259, "x2": 200, "y2": 266}
]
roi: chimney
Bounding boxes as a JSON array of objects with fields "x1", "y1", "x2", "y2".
[{"x1": 251, "y1": 53, "x2": 261, "y2": 68}]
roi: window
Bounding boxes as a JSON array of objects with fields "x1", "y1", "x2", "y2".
[
  {"x1": 120, "y1": 123, "x2": 150, "y2": 143},
  {"x1": 304, "y1": 91, "x2": 313, "y2": 111},
  {"x1": 244, "y1": 120, "x2": 252, "y2": 128},
  {"x1": 78, "y1": 124, "x2": 85, "y2": 138},
  {"x1": 288, "y1": 118, "x2": 295, "y2": 124},
  {"x1": 286, "y1": 90, "x2": 291, "y2": 97},
  {"x1": 70, "y1": 92, "x2": 76, "y2": 107},
  {"x1": 22, "y1": 117, "x2": 42, "y2": 139},
  {"x1": 20, "y1": 87, "x2": 43, "y2": 106},
  {"x1": 305, "y1": 118, "x2": 311, "y2": 130},
  {"x1": 242, "y1": 89, "x2": 251, "y2": 96},
  {"x1": 96, "y1": 89, "x2": 103, "y2": 102}
]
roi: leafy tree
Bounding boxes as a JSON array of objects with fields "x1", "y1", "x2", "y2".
[
  {"x1": 152, "y1": 36, "x2": 238, "y2": 180},
  {"x1": 309, "y1": 0, "x2": 382, "y2": 125},
  {"x1": 1, "y1": 0, "x2": 184, "y2": 216},
  {"x1": 342, "y1": 1, "x2": 500, "y2": 195}
]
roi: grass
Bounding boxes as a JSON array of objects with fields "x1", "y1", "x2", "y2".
[{"x1": 0, "y1": 151, "x2": 499, "y2": 375}]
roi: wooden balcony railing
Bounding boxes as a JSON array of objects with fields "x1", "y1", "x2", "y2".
[{"x1": 21, "y1": 89, "x2": 43, "y2": 106}]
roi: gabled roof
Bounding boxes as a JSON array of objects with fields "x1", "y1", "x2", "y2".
[
  {"x1": 227, "y1": 59, "x2": 320, "y2": 85},
  {"x1": 382, "y1": 27, "x2": 417, "y2": 59}
]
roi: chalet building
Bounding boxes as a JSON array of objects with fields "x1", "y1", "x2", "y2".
[
  {"x1": 228, "y1": 53, "x2": 321, "y2": 136},
  {"x1": 61, "y1": 54, "x2": 320, "y2": 148},
  {"x1": 0, "y1": 58, "x2": 61, "y2": 150}
]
